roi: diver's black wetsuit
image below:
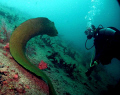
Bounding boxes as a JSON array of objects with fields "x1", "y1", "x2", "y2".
[
  {"x1": 94, "y1": 27, "x2": 120, "y2": 65},
  {"x1": 86, "y1": 27, "x2": 120, "y2": 77}
]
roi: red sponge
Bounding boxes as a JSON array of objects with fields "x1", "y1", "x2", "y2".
[
  {"x1": 4, "y1": 43, "x2": 9, "y2": 52},
  {"x1": 38, "y1": 60, "x2": 48, "y2": 70}
]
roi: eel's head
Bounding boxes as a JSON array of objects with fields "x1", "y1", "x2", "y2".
[
  {"x1": 46, "y1": 21, "x2": 58, "y2": 37},
  {"x1": 39, "y1": 17, "x2": 58, "y2": 37}
]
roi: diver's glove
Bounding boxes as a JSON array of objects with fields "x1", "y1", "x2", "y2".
[{"x1": 90, "y1": 60, "x2": 99, "y2": 67}]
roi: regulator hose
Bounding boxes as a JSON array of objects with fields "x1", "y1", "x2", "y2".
[{"x1": 85, "y1": 39, "x2": 94, "y2": 50}]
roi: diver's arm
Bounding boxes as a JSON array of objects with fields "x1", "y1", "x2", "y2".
[
  {"x1": 85, "y1": 59, "x2": 100, "y2": 77},
  {"x1": 85, "y1": 50, "x2": 100, "y2": 77}
]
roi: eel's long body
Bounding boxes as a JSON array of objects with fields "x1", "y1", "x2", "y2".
[{"x1": 10, "y1": 17, "x2": 58, "y2": 95}]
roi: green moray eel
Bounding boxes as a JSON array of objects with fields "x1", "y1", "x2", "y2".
[{"x1": 10, "y1": 17, "x2": 58, "y2": 95}]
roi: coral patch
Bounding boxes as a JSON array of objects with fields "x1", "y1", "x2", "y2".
[{"x1": 38, "y1": 60, "x2": 48, "y2": 70}]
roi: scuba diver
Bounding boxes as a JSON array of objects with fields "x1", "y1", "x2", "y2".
[{"x1": 85, "y1": 24, "x2": 120, "y2": 76}]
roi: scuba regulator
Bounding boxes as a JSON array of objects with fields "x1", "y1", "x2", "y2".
[{"x1": 85, "y1": 24, "x2": 104, "y2": 50}]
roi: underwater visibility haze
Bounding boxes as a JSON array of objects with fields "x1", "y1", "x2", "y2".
[
  {"x1": 0, "y1": 0, "x2": 119, "y2": 49},
  {"x1": 0, "y1": 0, "x2": 120, "y2": 95}
]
